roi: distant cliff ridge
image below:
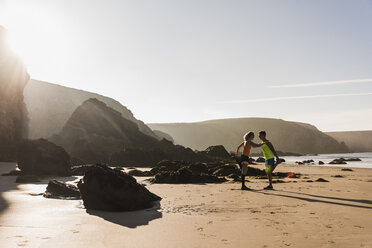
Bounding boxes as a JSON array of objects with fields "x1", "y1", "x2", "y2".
[
  {"x1": 24, "y1": 79, "x2": 157, "y2": 139},
  {"x1": 148, "y1": 118, "x2": 350, "y2": 155},
  {"x1": 326, "y1": 131, "x2": 372, "y2": 152},
  {"x1": 0, "y1": 26, "x2": 29, "y2": 161}
]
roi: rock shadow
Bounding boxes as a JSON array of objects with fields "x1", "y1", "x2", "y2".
[{"x1": 86, "y1": 201, "x2": 162, "y2": 228}]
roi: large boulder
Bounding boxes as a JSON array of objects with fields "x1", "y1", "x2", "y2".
[
  {"x1": 0, "y1": 26, "x2": 29, "y2": 161},
  {"x1": 17, "y1": 139, "x2": 71, "y2": 176},
  {"x1": 43, "y1": 180, "x2": 81, "y2": 199},
  {"x1": 77, "y1": 164, "x2": 161, "y2": 211}
]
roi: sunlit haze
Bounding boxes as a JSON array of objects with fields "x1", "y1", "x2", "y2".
[{"x1": 1, "y1": 0, "x2": 371, "y2": 131}]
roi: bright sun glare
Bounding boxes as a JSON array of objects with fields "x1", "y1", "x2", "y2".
[{"x1": 1, "y1": 1, "x2": 69, "y2": 69}]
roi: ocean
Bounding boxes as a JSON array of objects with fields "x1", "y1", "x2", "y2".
[{"x1": 271, "y1": 152, "x2": 372, "y2": 169}]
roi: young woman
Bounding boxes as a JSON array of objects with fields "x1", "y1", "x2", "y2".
[{"x1": 236, "y1": 132, "x2": 263, "y2": 190}]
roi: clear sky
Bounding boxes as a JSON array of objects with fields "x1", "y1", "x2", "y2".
[{"x1": 1, "y1": 0, "x2": 371, "y2": 131}]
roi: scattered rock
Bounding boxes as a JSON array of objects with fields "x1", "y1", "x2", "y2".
[
  {"x1": 153, "y1": 167, "x2": 226, "y2": 184},
  {"x1": 43, "y1": 180, "x2": 81, "y2": 199},
  {"x1": 278, "y1": 158, "x2": 286, "y2": 163},
  {"x1": 77, "y1": 164, "x2": 161, "y2": 211},
  {"x1": 329, "y1": 158, "x2": 347, "y2": 164},
  {"x1": 16, "y1": 175, "x2": 40, "y2": 183},
  {"x1": 17, "y1": 139, "x2": 71, "y2": 176},
  {"x1": 341, "y1": 168, "x2": 353, "y2": 171},
  {"x1": 213, "y1": 165, "x2": 240, "y2": 176},
  {"x1": 345, "y1": 158, "x2": 361, "y2": 162},
  {"x1": 256, "y1": 157, "x2": 265, "y2": 163},
  {"x1": 227, "y1": 173, "x2": 240, "y2": 181},
  {"x1": 2, "y1": 169, "x2": 24, "y2": 176},
  {"x1": 127, "y1": 169, "x2": 153, "y2": 177},
  {"x1": 318, "y1": 161, "x2": 324, "y2": 165},
  {"x1": 315, "y1": 178, "x2": 329, "y2": 182},
  {"x1": 332, "y1": 175, "x2": 344, "y2": 178}
]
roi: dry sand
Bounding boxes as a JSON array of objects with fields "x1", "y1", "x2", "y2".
[{"x1": 0, "y1": 162, "x2": 371, "y2": 248}]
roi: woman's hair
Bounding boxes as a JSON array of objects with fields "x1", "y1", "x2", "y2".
[{"x1": 244, "y1": 132, "x2": 254, "y2": 141}]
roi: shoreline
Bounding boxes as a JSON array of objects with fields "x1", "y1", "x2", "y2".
[{"x1": 1, "y1": 162, "x2": 371, "y2": 247}]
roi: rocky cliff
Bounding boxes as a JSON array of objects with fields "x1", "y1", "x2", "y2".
[
  {"x1": 0, "y1": 26, "x2": 29, "y2": 161},
  {"x1": 148, "y1": 118, "x2": 350, "y2": 154},
  {"x1": 24, "y1": 79, "x2": 157, "y2": 139}
]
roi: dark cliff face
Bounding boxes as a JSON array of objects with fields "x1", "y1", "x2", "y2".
[
  {"x1": 0, "y1": 26, "x2": 29, "y2": 161},
  {"x1": 24, "y1": 79, "x2": 158, "y2": 140},
  {"x1": 50, "y1": 98, "x2": 159, "y2": 163}
]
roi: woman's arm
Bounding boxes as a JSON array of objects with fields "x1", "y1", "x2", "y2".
[{"x1": 249, "y1": 141, "x2": 263, "y2": 148}]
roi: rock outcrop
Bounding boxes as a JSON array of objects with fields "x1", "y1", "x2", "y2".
[
  {"x1": 199, "y1": 145, "x2": 231, "y2": 159},
  {"x1": 77, "y1": 164, "x2": 161, "y2": 211},
  {"x1": 0, "y1": 26, "x2": 29, "y2": 161},
  {"x1": 17, "y1": 139, "x2": 71, "y2": 176},
  {"x1": 51, "y1": 98, "x2": 212, "y2": 166}
]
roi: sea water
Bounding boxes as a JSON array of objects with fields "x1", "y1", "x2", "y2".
[{"x1": 274, "y1": 152, "x2": 372, "y2": 169}]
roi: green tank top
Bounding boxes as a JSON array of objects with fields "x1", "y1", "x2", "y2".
[{"x1": 261, "y1": 142, "x2": 274, "y2": 160}]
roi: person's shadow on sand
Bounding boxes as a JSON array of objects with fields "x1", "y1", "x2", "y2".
[{"x1": 86, "y1": 201, "x2": 162, "y2": 228}]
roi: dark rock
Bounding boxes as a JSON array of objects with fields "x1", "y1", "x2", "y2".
[
  {"x1": 17, "y1": 139, "x2": 71, "y2": 176},
  {"x1": 153, "y1": 167, "x2": 226, "y2": 184},
  {"x1": 332, "y1": 175, "x2": 344, "y2": 178},
  {"x1": 345, "y1": 158, "x2": 361, "y2": 162},
  {"x1": 341, "y1": 168, "x2": 353, "y2": 171},
  {"x1": 0, "y1": 27, "x2": 29, "y2": 161},
  {"x1": 2, "y1": 169, "x2": 24, "y2": 176},
  {"x1": 318, "y1": 161, "x2": 324, "y2": 165},
  {"x1": 227, "y1": 173, "x2": 240, "y2": 181},
  {"x1": 16, "y1": 175, "x2": 40, "y2": 183},
  {"x1": 71, "y1": 164, "x2": 95, "y2": 176},
  {"x1": 278, "y1": 158, "x2": 286, "y2": 163},
  {"x1": 256, "y1": 157, "x2": 265, "y2": 163},
  {"x1": 43, "y1": 180, "x2": 80, "y2": 199},
  {"x1": 315, "y1": 178, "x2": 329, "y2": 182},
  {"x1": 187, "y1": 163, "x2": 209, "y2": 175},
  {"x1": 213, "y1": 165, "x2": 240, "y2": 176},
  {"x1": 127, "y1": 169, "x2": 153, "y2": 177},
  {"x1": 77, "y1": 164, "x2": 161, "y2": 211},
  {"x1": 201, "y1": 145, "x2": 231, "y2": 159},
  {"x1": 329, "y1": 159, "x2": 347, "y2": 165},
  {"x1": 71, "y1": 157, "x2": 85, "y2": 166}
]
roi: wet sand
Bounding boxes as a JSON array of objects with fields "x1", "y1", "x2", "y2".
[{"x1": 1, "y1": 162, "x2": 371, "y2": 248}]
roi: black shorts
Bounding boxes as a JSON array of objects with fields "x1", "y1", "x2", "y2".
[{"x1": 240, "y1": 155, "x2": 250, "y2": 163}]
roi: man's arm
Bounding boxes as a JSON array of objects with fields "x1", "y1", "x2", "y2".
[
  {"x1": 266, "y1": 141, "x2": 279, "y2": 160},
  {"x1": 236, "y1": 142, "x2": 244, "y2": 155}
]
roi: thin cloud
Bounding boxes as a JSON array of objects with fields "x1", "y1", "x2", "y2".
[
  {"x1": 222, "y1": 92, "x2": 372, "y2": 104},
  {"x1": 270, "y1": 78, "x2": 372, "y2": 88}
]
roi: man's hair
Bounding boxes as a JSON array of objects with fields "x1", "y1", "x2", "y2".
[
  {"x1": 259, "y1": 131, "x2": 266, "y2": 137},
  {"x1": 244, "y1": 132, "x2": 254, "y2": 141}
]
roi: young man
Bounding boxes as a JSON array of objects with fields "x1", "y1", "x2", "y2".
[
  {"x1": 236, "y1": 132, "x2": 263, "y2": 190},
  {"x1": 258, "y1": 131, "x2": 280, "y2": 190}
]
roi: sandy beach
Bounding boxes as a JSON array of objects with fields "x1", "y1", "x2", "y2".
[{"x1": 1, "y1": 162, "x2": 371, "y2": 248}]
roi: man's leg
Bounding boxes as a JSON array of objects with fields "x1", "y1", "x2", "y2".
[{"x1": 264, "y1": 159, "x2": 274, "y2": 190}]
